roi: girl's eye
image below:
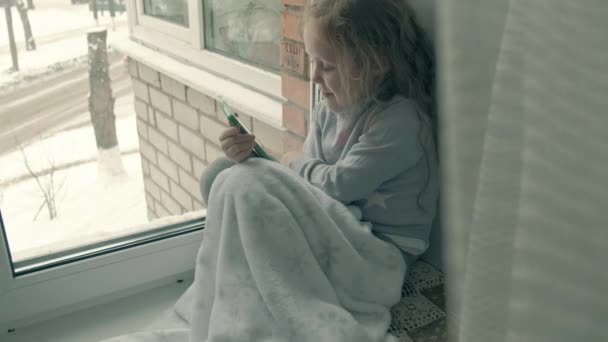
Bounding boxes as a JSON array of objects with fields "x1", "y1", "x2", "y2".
[{"x1": 312, "y1": 60, "x2": 336, "y2": 72}]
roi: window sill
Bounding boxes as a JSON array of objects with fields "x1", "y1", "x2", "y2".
[
  {"x1": 0, "y1": 229, "x2": 202, "y2": 333},
  {"x1": 2, "y1": 274, "x2": 192, "y2": 342},
  {"x1": 111, "y1": 38, "x2": 286, "y2": 130}
]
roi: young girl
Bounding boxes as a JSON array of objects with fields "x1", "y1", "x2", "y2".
[
  {"x1": 188, "y1": 1, "x2": 438, "y2": 341},
  {"x1": 101, "y1": 1, "x2": 437, "y2": 342},
  {"x1": 213, "y1": 0, "x2": 437, "y2": 267}
]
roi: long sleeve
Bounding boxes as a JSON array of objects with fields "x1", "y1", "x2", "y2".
[
  {"x1": 289, "y1": 99, "x2": 427, "y2": 204},
  {"x1": 287, "y1": 103, "x2": 324, "y2": 172}
]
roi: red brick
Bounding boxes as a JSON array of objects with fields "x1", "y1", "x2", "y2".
[
  {"x1": 268, "y1": 150, "x2": 282, "y2": 161},
  {"x1": 283, "y1": 103, "x2": 307, "y2": 137},
  {"x1": 282, "y1": 74, "x2": 311, "y2": 110},
  {"x1": 281, "y1": 40, "x2": 308, "y2": 77},
  {"x1": 283, "y1": 131, "x2": 305, "y2": 153},
  {"x1": 253, "y1": 119, "x2": 285, "y2": 155},
  {"x1": 281, "y1": 11, "x2": 302, "y2": 42}
]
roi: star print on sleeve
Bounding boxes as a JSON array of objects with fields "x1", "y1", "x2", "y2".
[{"x1": 364, "y1": 191, "x2": 395, "y2": 210}]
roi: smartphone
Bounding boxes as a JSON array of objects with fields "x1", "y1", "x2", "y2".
[{"x1": 220, "y1": 101, "x2": 274, "y2": 161}]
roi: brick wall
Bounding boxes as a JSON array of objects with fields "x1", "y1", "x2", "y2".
[
  {"x1": 125, "y1": 0, "x2": 311, "y2": 220},
  {"x1": 128, "y1": 59, "x2": 276, "y2": 219},
  {"x1": 280, "y1": 0, "x2": 310, "y2": 153}
]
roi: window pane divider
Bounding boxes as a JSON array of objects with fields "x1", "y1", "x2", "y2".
[{"x1": 11, "y1": 216, "x2": 205, "y2": 277}]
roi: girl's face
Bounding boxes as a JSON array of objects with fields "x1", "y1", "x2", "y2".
[{"x1": 304, "y1": 20, "x2": 359, "y2": 113}]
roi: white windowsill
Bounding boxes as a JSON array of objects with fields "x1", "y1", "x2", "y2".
[
  {"x1": 3, "y1": 277, "x2": 192, "y2": 342},
  {"x1": 111, "y1": 38, "x2": 286, "y2": 130},
  {"x1": 0, "y1": 230, "x2": 203, "y2": 334}
]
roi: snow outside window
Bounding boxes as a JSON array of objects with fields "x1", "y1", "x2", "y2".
[
  {"x1": 0, "y1": 3, "x2": 204, "y2": 278},
  {"x1": 203, "y1": 0, "x2": 280, "y2": 72},
  {"x1": 1, "y1": 2, "x2": 214, "y2": 330},
  {"x1": 143, "y1": 0, "x2": 189, "y2": 27}
]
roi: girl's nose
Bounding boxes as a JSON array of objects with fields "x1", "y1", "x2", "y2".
[{"x1": 311, "y1": 63, "x2": 323, "y2": 85}]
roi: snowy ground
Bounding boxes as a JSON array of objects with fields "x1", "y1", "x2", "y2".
[
  {"x1": 0, "y1": 2, "x2": 128, "y2": 90},
  {"x1": 1, "y1": 97, "x2": 135, "y2": 261},
  {"x1": 0, "y1": 96, "x2": 205, "y2": 262}
]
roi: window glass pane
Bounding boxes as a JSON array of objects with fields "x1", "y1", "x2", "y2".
[
  {"x1": 143, "y1": 0, "x2": 189, "y2": 27},
  {"x1": 0, "y1": 1, "x2": 202, "y2": 267},
  {"x1": 203, "y1": 0, "x2": 280, "y2": 72}
]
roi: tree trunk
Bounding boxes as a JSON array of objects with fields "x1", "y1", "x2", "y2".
[
  {"x1": 88, "y1": 28, "x2": 118, "y2": 150},
  {"x1": 87, "y1": 28, "x2": 126, "y2": 182},
  {"x1": 26, "y1": 0, "x2": 33, "y2": 10},
  {"x1": 4, "y1": 4, "x2": 19, "y2": 71},
  {"x1": 14, "y1": 0, "x2": 35, "y2": 50}
]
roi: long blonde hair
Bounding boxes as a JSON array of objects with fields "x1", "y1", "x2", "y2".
[
  {"x1": 304, "y1": 0, "x2": 435, "y2": 120},
  {"x1": 305, "y1": 0, "x2": 437, "y2": 212}
]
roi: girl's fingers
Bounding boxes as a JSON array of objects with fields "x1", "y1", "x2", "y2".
[
  {"x1": 219, "y1": 126, "x2": 239, "y2": 141},
  {"x1": 228, "y1": 141, "x2": 256, "y2": 161},
  {"x1": 234, "y1": 148, "x2": 253, "y2": 163},
  {"x1": 219, "y1": 125, "x2": 256, "y2": 161},
  {"x1": 221, "y1": 134, "x2": 256, "y2": 153},
  {"x1": 220, "y1": 138, "x2": 234, "y2": 152}
]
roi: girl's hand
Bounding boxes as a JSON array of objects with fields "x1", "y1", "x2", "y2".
[{"x1": 219, "y1": 126, "x2": 257, "y2": 163}]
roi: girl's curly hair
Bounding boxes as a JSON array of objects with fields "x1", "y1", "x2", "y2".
[
  {"x1": 304, "y1": 0, "x2": 435, "y2": 123},
  {"x1": 304, "y1": 0, "x2": 437, "y2": 211}
]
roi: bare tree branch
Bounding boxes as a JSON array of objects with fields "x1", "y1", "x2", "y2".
[
  {"x1": 16, "y1": 138, "x2": 50, "y2": 206},
  {"x1": 33, "y1": 198, "x2": 46, "y2": 221},
  {"x1": 14, "y1": 135, "x2": 60, "y2": 220}
]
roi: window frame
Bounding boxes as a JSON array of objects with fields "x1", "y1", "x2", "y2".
[
  {"x1": 128, "y1": 0, "x2": 283, "y2": 104},
  {"x1": 0, "y1": 209, "x2": 205, "y2": 333},
  {"x1": 200, "y1": 0, "x2": 282, "y2": 74},
  {"x1": 0, "y1": 0, "x2": 288, "y2": 334},
  {"x1": 136, "y1": 0, "x2": 193, "y2": 41}
]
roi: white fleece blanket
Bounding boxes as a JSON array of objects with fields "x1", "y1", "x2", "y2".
[{"x1": 102, "y1": 158, "x2": 407, "y2": 342}]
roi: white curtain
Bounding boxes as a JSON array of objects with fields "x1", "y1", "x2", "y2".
[{"x1": 439, "y1": 0, "x2": 608, "y2": 341}]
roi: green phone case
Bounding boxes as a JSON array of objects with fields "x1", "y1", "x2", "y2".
[{"x1": 220, "y1": 101, "x2": 274, "y2": 161}]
